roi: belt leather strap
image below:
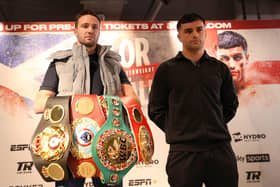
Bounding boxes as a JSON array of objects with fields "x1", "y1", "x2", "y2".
[{"x1": 30, "y1": 96, "x2": 71, "y2": 182}]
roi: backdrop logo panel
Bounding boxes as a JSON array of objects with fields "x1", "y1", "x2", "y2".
[{"x1": 1, "y1": 20, "x2": 280, "y2": 187}]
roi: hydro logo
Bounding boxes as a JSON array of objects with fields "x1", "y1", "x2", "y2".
[
  {"x1": 136, "y1": 159, "x2": 159, "y2": 167},
  {"x1": 16, "y1": 161, "x2": 33, "y2": 174},
  {"x1": 246, "y1": 154, "x2": 270, "y2": 163},
  {"x1": 246, "y1": 171, "x2": 261, "y2": 183},
  {"x1": 232, "y1": 132, "x2": 243, "y2": 142},
  {"x1": 232, "y1": 132, "x2": 266, "y2": 142}
]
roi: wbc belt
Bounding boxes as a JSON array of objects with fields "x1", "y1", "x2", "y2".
[
  {"x1": 67, "y1": 95, "x2": 105, "y2": 178},
  {"x1": 120, "y1": 96, "x2": 154, "y2": 164},
  {"x1": 30, "y1": 96, "x2": 71, "y2": 182},
  {"x1": 92, "y1": 95, "x2": 138, "y2": 185}
]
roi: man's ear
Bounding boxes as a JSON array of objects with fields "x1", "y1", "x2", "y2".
[{"x1": 177, "y1": 33, "x2": 182, "y2": 42}]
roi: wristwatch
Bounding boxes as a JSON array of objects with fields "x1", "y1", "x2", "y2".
[
  {"x1": 120, "y1": 96, "x2": 154, "y2": 164},
  {"x1": 30, "y1": 96, "x2": 72, "y2": 181},
  {"x1": 92, "y1": 95, "x2": 138, "y2": 185}
]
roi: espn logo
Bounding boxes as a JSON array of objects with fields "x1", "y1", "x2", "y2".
[
  {"x1": 10, "y1": 144, "x2": 30, "y2": 151},
  {"x1": 128, "y1": 179, "x2": 152, "y2": 186}
]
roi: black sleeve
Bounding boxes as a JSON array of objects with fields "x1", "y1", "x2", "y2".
[
  {"x1": 221, "y1": 64, "x2": 239, "y2": 123},
  {"x1": 119, "y1": 67, "x2": 131, "y2": 84},
  {"x1": 148, "y1": 64, "x2": 169, "y2": 132},
  {"x1": 39, "y1": 61, "x2": 59, "y2": 93}
]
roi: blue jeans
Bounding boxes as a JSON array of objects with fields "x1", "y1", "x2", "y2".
[{"x1": 55, "y1": 177, "x2": 123, "y2": 187}]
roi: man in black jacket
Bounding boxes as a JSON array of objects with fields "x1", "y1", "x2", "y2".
[{"x1": 148, "y1": 13, "x2": 239, "y2": 187}]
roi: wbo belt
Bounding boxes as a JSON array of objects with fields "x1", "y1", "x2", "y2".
[
  {"x1": 30, "y1": 96, "x2": 72, "y2": 182},
  {"x1": 92, "y1": 95, "x2": 138, "y2": 185},
  {"x1": 67, "y1": 94, "x2": 105, "y2": 178},
  {"x1": 120, "y1": 96, "x2": 154, "y2": 164}
]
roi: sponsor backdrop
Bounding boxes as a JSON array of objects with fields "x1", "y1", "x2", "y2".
[{"x1": 0, "y1": 20, "x2": 280, "y2": 187}]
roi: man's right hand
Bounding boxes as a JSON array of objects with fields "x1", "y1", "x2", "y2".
[{"x1": 33, "y1": 90, "x2": 56, "y2": 113}]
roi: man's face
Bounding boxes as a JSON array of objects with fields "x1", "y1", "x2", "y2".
[
  {"x1": 74, "y1": 15, "x2": 100, "y2": 47},
  {"x1": 177, "y1": 20, "x2": 206, "y2": 52},
  {"x1": 217, "y1": 46, "x2": 249, "y2": 82}
]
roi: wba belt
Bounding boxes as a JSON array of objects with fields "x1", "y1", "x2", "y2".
[
  {"x1": 92, "y1": 95, "x2": 138, "y2": 185},
  {"x1": 30, "y1": 96, "x2": 71, "y2": 182},
  {"x1": 67, "y1": 95, "x2": 104, "y2": 178},
  {"x1": 120, "y1": 96, "x2": 154, "y2": 164}
]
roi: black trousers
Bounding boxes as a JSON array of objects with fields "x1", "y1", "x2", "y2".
[{"x1": 166, "y1": 143, "x2": 238, "y2": 187}]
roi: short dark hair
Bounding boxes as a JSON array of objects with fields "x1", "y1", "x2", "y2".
[
  {"x1": 177, "y1": 13, "x2": 205, "y2": 31},
  {"x1": 74, "y1": 9, "x2": 101, "y2": 28},
  {"x1": 218, "y1": 31, "x2": 248, "y2": 54}
]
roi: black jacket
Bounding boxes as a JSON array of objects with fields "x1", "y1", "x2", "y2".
[{"x1": 148, "y1": 51, "x2": 239, "y2": 151}]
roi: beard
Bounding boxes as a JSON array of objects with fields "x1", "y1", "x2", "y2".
[
  {"x1": 82, "y1": 40, "x2": 96, "y2": 48},
  {"x1": 77, "y1": 34, "x2": 98, "y2": 48},
  {"x1": 185, "y1": 40, "x2": 204, "y2": 52}
]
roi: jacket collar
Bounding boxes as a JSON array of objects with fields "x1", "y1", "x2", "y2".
[{"x1": 175, "y1": 50, "x2": 211, "y2": 62}]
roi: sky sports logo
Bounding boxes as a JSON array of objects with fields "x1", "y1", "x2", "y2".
[
  {"x1": 232, "y1": 132, "x2": 266, "y2": 142},
  {"x1": 246, "y1": 154, "x2": 270, "y2": 163},
  {"x1": 236, "y1": 154, "x2": 270, "y2": 163}
]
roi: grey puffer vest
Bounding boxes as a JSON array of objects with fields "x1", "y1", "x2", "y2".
[{"x1": 48, "y1": 43, "x2": 122, "y2": 96}]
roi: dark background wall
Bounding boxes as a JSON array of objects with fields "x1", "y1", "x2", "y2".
[{"x1": 0, "y1": 0, "x2": 279, "y2": 22}]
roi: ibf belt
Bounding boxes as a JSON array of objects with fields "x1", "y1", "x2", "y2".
[
  {"x1": 120, "y1": 96, "x2": 154, "y2": 164},
  {"x1": 92, "y1": 95, "x2": 138, "y2": 185},
  {"x1": 30, "y1": 96, "x2": 71, "y2": 182},
  {"x1": 67, "y1": 95, "x2": 105, "y2": 178}
]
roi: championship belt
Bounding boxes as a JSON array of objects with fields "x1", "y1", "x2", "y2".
[
  {"x1": 30, "y1": 96, "x2": 71, "y2": 182},
  {"x1": 120, "y1": 96, "x2": 154, "y2": 164},
  {"x1": 67, "y1": 95, "x2": 105, "y2": 178},
  {"x1": 92, "y1": 95, "x2": 138, "y2": 185}
]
